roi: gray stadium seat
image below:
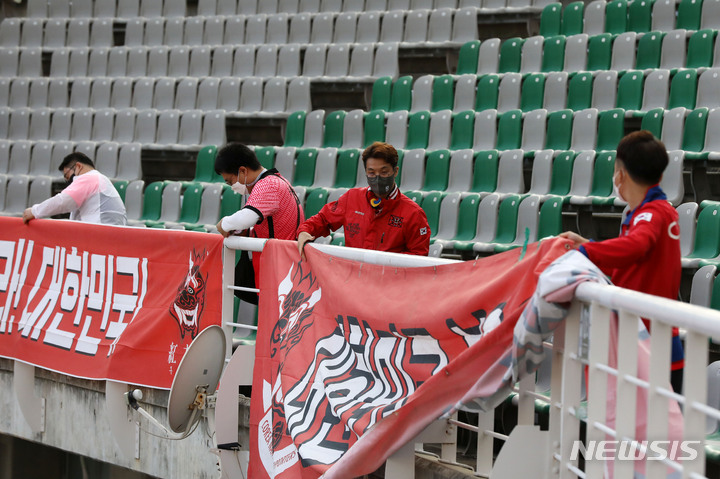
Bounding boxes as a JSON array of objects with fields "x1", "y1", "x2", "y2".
[
  {"x1": 117, "y1": 143, "x2": 143, "y2": 181},
  {"x1": 113, "y1": 109, "x2": 136, "y2": 143},
  {"x1": 218, "y1": 77, "x2": 241, "y2": 111},
  {"x1": 124, "y1": 179, "x2": 145, "y2": 222},
  {"x1": 3, "y1": 175, "x2": 29, "y2": 215},
  {"x1": 28, "y1": 141, "x2": 53, "y2": 177},
  {"x1": 278, "y1": 44, "x2": 301, "y2": 77},
  {"x1": 201, "y1": 110, "x2": 226, "y2": 147}
]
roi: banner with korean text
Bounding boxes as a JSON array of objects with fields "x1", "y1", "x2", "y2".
[
  {"x1": 0, "y1": 217, "x2": 224, "y2": 389},
  {"x1": 249, "y1": 238, "x2": 572, "y2": 479}
]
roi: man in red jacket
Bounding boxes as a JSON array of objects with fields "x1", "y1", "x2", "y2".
[
  {"x1": 297, "y1": 142, "x2": 430, "y2": 257},
  {"x1": 561, "y1": 130, "x2": 684, "y2": 392}
]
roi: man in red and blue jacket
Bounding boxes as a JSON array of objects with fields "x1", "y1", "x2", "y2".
[{"x1": 561, "y1": 130, "x2": 684, "y2": 392}]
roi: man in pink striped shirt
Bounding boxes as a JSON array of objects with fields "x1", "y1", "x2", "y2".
[{"x1": 23, "y1": 152, "x2": 127, "y2": 226}]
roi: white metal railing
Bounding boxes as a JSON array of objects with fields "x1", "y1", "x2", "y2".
[{"x1": 219, "y1": 237, "x2": 720, "y2": 479}]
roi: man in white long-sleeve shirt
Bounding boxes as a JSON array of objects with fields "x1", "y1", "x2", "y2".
[{"x1": 22, "y1": 152, "x2": 127, "y2": 226}]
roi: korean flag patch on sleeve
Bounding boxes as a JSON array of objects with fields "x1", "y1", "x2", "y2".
[{"x1": 633, "y1": 212, "x2": 653, "y2": 225}]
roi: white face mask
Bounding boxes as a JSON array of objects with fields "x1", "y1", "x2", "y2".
[
  {"x1": 231, "y1": 169, "x2": 247, "y2": 195},
  {"x1": 612, "y1": 171, "x2": 626, "y2": 203}
]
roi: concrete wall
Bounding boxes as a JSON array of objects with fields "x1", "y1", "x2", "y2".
[{"x1": 0, "y1": 359, "x2": 248, "y2": 479}]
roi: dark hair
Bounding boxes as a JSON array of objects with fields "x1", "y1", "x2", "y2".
[
  {"x1": 616, "y1": 130, "x2": 669, "y2": 186},
  {"x1": 361, "y1": 142, "x2": 399, "y2": 169},
  {"x1": 214, "y1": 142, "x2": 261, "y2": 174},
  {"x1": 58, "y1": 152, "x2": 94, "y2": 171}
]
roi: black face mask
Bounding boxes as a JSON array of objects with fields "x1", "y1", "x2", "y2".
[
  {"x1": 66, "y1": 166, "x2": 77, "y2": 184},
  {"x1": 367, "y1": 175, "x2": 394, "y2": 197}
]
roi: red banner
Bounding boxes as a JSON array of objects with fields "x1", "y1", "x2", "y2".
[
  {"x1": 0, "y1": 217, "x2": 224, "y2": 389},
  {"x1": 249, "y1": 238, "x2": 571, "y2": 478}
]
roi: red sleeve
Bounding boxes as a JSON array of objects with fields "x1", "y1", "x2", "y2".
[
  {"x1": 403, "y1": 207, "x2": 430, "y2": 256},
  {"x1": 297, "y1": 191, "x2": 350, "y2": 238},
  {"x1": 582, "y1": 214, "x2": 663, "y2": 270}
]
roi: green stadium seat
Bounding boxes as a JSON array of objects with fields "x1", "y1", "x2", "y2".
[
  {"x1": 542, "y1": 35, "x2": 566, "y2": 72},
  {"x1": 293, "y1": 148, "x2": 318, "y2": 187},
  {"x1": 561, "y1": 2, "x2": 584, "y2": 36},
  {"x1": 668, "y1": 69, "x2": 698, "y2": 109},
  {"x1": 596, "y1": 108, "x2": 625, "y2": 151},
  {"x1": 471, "y1": 150, "x2": 499, "y2": 194},
  {"x1": 370, "y1": 76, "x2": 392, "y2": 111},
  {"x1": 423, "y1": 150, "x2": 451, "y2": 192},
  {"x1": 520, "y1": 73, "x2": 546, "y2": 112},
  {"x1": 683, "y1": 108, "x2": 710, "y2": 159},
  {"x1": 323, "y1": 110, "x2": 346, "y2": 148},
  {"x1": 169, "y1": 182, "x2": 204, "y2": 227},
  {"x1": 254, "y1": 146, "x2": 275, "y2": 169},
  {"x1": 545, "y1": 109, "x2": 573, "y2": 151},
  {"x1": 454, "y1": 193, "x2": 501, "y2": 252},
  {"x1": 475, "y1": 74, "x2": 499, "y2": 110},
  {"x1": 304, "y1": 187, "x2": 329, "y2": 218},
  {"x1": 493, "y1": 195, "x2": 543, "y2": 253},
  {"x1": 687, "y1": 30, "x2": 716, "y2": 69},
  {"x1": 540, "y1": 3, "x2": 562, "y2": 37},
  {"x1": 588, "y1": 151, "x2": 616, "y2": 205},
  {"x1": 537, "y1": 196, "x2": 563, "y2": 239},
  {"x1": 284, "y1": 111, "x2": 306, "y2": 147},
  {"x1": 616, "y1": 70, "x2": 644, "y2": 111},
  {"x1": 499, "y1": 37, "x2": 524, "y2": 74},
  {"x1": 363, "y1": 110, "x2": 385, "y2": 147},
  {"x1": 676, "y1": 0, "x2": 703, "y2": 31},
  {"x1": 683, "y1": 201, "x2": 720, "y2": 267},
  {"x1": 566, "y1": 72, "x2": 593, "y2": 111},
  {"x1": 456, "y1": 40, "x2": 480, "y2": 75},
  {"x1": 330, "y1": 234, "x2": 345, "y2": 246},
  {"x1": 189, "y1": 145, "x2": 219, "y2": 184},
  {"x1": 474, "y1": 194, "x2": 523, "y2": 253},
  {"x1": 334, "y1": 149, "x2": 361, "y2": 188},
  {"x1": 138, "y1": 181, "x2": 165, "y2": 223},
  {"x1": 450, "y1": 110, "x2": 474, "y2": 150},
  {"x1": 605, "y1": 0, "x2": 628, "y2": 34},
  {"x1": 421, "y1": 191, "x2": 444, "y2": 239},
  {"x1": 636, "y1": 31, "x2": 664, "y2": 71},
  {"x1": 432, "y1": 74, "x2": 454, "y2": 112},
  {"x1": 627, "y1": 0, "x2": 653, "y2": 33},
  {"x1": 219, "y1": 184, "x2": 243, "y2": 221},
  {"x1": 406, "y1": 111, "x2": 431, "y2": 150},
  {"x1": 450, "y1": 193, "x2": 481, "y2": 243},
  {"x1": 404, "y1": 190, "x2": 424, "y2": 205},
  {"x1": 640, "y1": 108, "x2": 664, "y2": 139},
  {"x1": 113, "y1": 179, "x2": 128, "y2": 202},
  {"x1": 587, "y1": 33, "x2": 613, "y2": 71},
  {"x1": 548, "y1": 151, "x2": 575, "y2": 197},
  {"x1": 496, "y1": 109, "x2": 522, "y2": 150},
  {"x1": 390, "y1": 75, "x2": 413, "y2": 112}
]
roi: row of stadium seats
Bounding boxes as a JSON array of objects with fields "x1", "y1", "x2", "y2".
[
  {"x1": 0, "y1": 42, "x2": 401, "y2": 81},
  {"x1": 0, "y1": 17, "x2": 114, "y2": 48},
  {"x1": 457, "y1": 30, "x2": 720, "y2": 77},
  {"x1": 19, "y1": 0, "x2": 546, "y2": 20},
  {"x1": 0, "y1": 7, "x2": 478, "y2": 49},
  {"x1": 0, "y1": 107, "x2": 226, "y2": 151},
  {"x1": 0, "y1": 140, "x2": 142, "y2": 182},
  {"x1": 539, "y1": 0, "x2": 720, "y2": 38},
  {"x1": 282, "y1": 107, "x2": 626, "y2": 154},
  {"x1": 23, "y1": 0, "x2": 186, "y2": 19},
  {"x1": 253, "y1": 143, "x2": 687, "y2": 206},
  {"x1": 195, "y1": 0, "x2": 548, "y2": 17},
  {"x1": 373, "y1": 68, "x2": 718, "y2": 115},
  {"x1": 0, "y1": 77, "x2": 311, "y2": 118}
]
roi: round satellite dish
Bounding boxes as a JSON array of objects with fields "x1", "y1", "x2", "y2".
[{"x1": 167, "y1": 325, "x2": 226, "y2": 433}]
